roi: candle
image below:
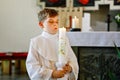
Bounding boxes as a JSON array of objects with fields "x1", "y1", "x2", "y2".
[
  {"x1": 82, "y1": 13, "x2": 92, "y2": 32},
  {"x1": 84, "y1": 13, "x2": 90, "y2": 27},
  {"x1": 59, "y1": 27, "x2": 66, "y2": 55},
  {"x1": 72, "y1": 16, "x2": 79, "y2": 28},
  {"x1": 57, "y1": 27, "x2": 68, "y2": 80}
]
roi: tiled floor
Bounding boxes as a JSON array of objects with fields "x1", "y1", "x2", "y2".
[
  {"x1": 0, "y1": 64, "x2": 30, "y2": 80},
  {"x1": 0, "y1": 74, "x2": 30, "y2": 80}
]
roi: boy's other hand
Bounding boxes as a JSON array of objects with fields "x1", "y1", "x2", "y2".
[
  {"x1": 52, "y1": 70, "x2": 65, "y2": 78},
  {"x1": 63, "y1": 63, "x2": 72, "y2": 73}
]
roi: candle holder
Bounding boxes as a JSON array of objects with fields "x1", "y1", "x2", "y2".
[{"x1": 70, "y1": 28, "x2": 81, "y2": 31}]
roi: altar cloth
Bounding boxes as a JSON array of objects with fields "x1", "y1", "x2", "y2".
[{"x1": 67, "y1": 32, "x2": 120, "y2": 47}]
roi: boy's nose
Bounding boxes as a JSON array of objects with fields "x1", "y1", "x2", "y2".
[{"x1": 54, "y1": 23, "x2": 58, "y2": 26}]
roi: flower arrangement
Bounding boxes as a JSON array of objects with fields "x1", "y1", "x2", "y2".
[{"x1": 114, "y1": 13, "x2": 120, "y2": 25}]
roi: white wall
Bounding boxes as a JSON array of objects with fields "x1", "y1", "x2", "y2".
[
  {"x1": 0, "y1": 0, "x2": 42, "y2": 52},
  {"x1": 89, "y1": 5, "x2": 120, "y2": 31}
]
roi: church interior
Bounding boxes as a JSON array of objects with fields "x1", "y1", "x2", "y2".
[{"x1": 0, "y1": 0, "x2": 120, "y2": 80}]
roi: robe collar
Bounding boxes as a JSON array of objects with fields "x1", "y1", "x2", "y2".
[
  {"x1": 38, "y1": 31, "x2": 58, "y2": 61},
  {"x1": 41, "y1": 31, "x2": 58, "y2": 39}
]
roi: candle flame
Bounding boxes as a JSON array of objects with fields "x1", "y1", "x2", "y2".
[{"x1": 75, "y1": 16, "x2": 77, "y2": 19}]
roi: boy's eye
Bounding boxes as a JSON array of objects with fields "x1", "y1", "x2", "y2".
[
  {"x1": 48, "y1": 20, "x2": 58, "y2": 24},
  {"x1": 48, "y1": 20, "x2": 54, "y2": 23}
]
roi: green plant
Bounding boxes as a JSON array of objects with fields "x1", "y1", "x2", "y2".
[
  {"x1": 113, "y1": 42, "x2": 120, "y2": 59},
  {"x1": 114, "y1": 13, "x2": 120, "y2": 25},
  {"x1": 79, "y1": 44, "x2": 120, "y2": 80}
]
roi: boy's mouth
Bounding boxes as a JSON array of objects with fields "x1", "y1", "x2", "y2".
[{"x1": 54, "y1": 28, "x2": 58, "y2": 29}]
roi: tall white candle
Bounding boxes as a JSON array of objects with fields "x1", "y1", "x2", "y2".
[
  {"x1": 82, "y1": 13, "x2": 92, "y2": 32},
  {"x1": 84, "y1": 13, "x2": 90, "y2": 27},
  {"x1": 72, "y1": 16, "x2": 79, "y2": 28},
  {"x1": 57, "y1": 27, "x2": 68, "y2": 80},
  {"x1": 59, "y1": 27, "x2": 66, "y2": 55}
]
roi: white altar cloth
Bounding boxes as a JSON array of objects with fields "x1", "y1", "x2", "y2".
[{"x1": 67, "y1": 32, "x2": 120, "y2": 47}]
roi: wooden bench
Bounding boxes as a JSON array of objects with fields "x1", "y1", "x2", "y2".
[{"x1": 0, "y1": 52, "x2": 28, "y2": 75}]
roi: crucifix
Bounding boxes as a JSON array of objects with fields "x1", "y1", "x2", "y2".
[{"x1": 106, "y1": 14, "x2": 112, "y2": 31}]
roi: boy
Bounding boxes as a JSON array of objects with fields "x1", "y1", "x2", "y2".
[{"x1": 26, "y1": 8, "x2": 79, "y2": 80}]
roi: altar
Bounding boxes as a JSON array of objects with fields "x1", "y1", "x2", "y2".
[{"x1": 67, "y1": 32, "x2": 120, "y2": 80}]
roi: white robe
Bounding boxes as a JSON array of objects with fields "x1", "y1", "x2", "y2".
[{"x1": 26, "y1": 31, "x2": 79, "y2": 80}]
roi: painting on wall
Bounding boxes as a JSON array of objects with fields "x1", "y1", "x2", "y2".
[
  {"x1": 39, "y1": 0, "x2": 66, "y2": 7},
  {"x1": 73, "y1": 0, "x2": 95, "y2": 7}
]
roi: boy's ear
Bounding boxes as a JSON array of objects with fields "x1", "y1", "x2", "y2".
[{"x1": 39, "y1": 22, "x2": 44, "y2": 28}]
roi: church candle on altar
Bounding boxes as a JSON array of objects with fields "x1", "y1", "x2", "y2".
[
  {"x1": 72, "y1": 16, "x2": 79, "y2": 28},
  {"x1": 59, "y1": 27, "x2": 66, "y2": 55}
]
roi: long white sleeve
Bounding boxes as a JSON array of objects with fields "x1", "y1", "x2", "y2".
[
  {"x1": 26, "y1": 40, "x2": 53, "y2": 80},
  {"x1": 66, "y1": 37, "x2": 79, "y2": 80}
]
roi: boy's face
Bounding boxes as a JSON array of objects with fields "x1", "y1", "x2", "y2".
[{"x1": 41, "y1": 16, "x2": 58, "y2": 34}]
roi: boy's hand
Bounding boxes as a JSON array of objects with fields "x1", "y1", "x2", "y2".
[
  {"x1": 52, "y1": 70, "x2": 65, "y2": 78},
  {"x1": 63, "y1": 63, "x2": 72, "y2": 73}
]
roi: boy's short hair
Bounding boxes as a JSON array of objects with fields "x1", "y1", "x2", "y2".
[{"x1": 38, "y1": 8, "x2": 58, "y2": 22}]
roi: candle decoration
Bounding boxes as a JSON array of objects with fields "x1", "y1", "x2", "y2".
[
  {"x1": 56, "y1": 27, "x2": 68, "y2": 80},
  {"x1": 59, "y1": 27, "x2": 66, "y2": 55}
]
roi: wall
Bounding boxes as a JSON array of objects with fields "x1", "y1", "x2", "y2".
[
  {"x1": 86, "y1": 5, "x2": 120, "y2": 31},
  {"x1": 0, "y1": 0, "x2": 119, "y2": 52},
  {"x1": 0, "y1": 0, "x2": 41, "y2": 52}
]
